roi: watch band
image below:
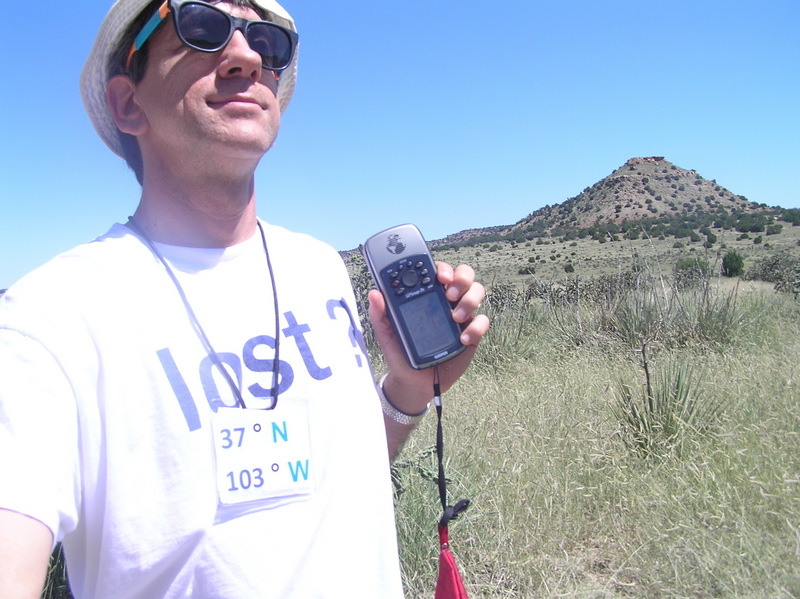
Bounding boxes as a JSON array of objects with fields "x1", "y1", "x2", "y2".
[{"x1": 377, "y1": 373, "x2": 429, "y2": 426}]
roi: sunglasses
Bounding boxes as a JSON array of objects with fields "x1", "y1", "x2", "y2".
[{"x1": 126, "y1": 0, "x2": 298, "y2": 74}]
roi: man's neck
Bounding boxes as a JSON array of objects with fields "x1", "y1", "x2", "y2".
[{"x1": 132, "y1": 171, "x2": 259, "y2": 248}]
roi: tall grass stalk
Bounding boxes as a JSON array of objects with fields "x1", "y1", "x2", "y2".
[{"x1": 43, "y1": 545, "x2": 71, "y2": 599}]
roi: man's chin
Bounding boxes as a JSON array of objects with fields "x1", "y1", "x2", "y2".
[{"x1": 207, "y1": 128, "x2": 279, "y2": 160}]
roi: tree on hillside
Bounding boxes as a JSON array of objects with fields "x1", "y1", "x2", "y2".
[{"x1": 722, "y1": 251, "x2": 744, "y2": 277}]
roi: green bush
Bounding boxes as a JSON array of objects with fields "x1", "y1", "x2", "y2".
[
  {"x1": 746, "y1": 251, "x2": 800, "y2": 294},
  {"x1": 674, "y1": 257, "x2": 710, "y2": 289},
  {"x1": 766, "y1": 223, "x2": 783, "y2": 235},
  {"x1": 722, "y1": 251, "x2": 744, "y2": 277}
]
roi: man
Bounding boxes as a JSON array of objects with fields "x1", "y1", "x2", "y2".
[{"x1": 0, "y1": 0, "x2": 489, "y2": 597}]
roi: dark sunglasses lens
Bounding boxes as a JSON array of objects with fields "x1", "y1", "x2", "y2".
[
  {"x1": 247, "y1": 24, "x2": 293, "y2": 69},
  {"x1": 177, "y1": 3, "x2": 231, "y2": 50}
]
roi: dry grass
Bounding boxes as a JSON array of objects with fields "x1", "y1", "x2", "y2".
[
  {"x1": 431, "y1": 224, "x2": 800, "y2": 289},
  {"x1": 393, "y1": 290, "x2": 800, "y2": 598}
]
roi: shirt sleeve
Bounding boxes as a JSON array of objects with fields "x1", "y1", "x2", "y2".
[{"x1": 0, "y1": 329, "x2": 81, "y2": 548}]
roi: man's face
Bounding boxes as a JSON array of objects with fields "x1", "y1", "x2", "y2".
[{"x1": 133, "y1": 2, "x2": 282, "y2": 171}]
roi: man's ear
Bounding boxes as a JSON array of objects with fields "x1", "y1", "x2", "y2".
[{"x1": 106, "y1": 75, "x2": 148, "y2": 136}]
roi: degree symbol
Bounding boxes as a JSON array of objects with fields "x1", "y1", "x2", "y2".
[
  {"x1": 271, "y1": 463, "x2": 279, "y2": 472},
  {"x1": 254, "y1": 424, "x2": 262, "y2": 432}
]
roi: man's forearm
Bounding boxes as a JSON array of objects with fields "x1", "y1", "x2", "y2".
[
  {"x1": 0, "y1": 509, "x2": 53, "y2": 599},
  {"x1": 384, "y1": 415, "x2": 419, "y2": 459},
  {"x1": 379, "y1": 373, "x2": 432, "y2": 459}
]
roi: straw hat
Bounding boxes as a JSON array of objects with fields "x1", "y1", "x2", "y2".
[{"x1": 80, "y1": 0, "x2": 298, "y2": 157}]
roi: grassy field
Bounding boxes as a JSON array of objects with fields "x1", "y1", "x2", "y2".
[
  {"x1": 429, "y1": 220, "x2": 800, "y2": 287},
  {"x1": 385, "y1": 276, "x2": 800, "y2": 598}
]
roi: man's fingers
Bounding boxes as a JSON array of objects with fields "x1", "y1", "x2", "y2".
[{"x1": 452, "y1": 279, "x2": 485, "y2": 323}]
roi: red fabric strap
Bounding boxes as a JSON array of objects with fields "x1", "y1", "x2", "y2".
[{"x1": 435, "y1": 525, "x2": 469, "y2": 599}]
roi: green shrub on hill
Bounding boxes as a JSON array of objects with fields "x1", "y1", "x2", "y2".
[
  {"x1": 722, "y1": 251, "x2": 744, "y2": 277},
  {"x1": 746, "y1": 251, "x2": 800, "y2": 294},
  {"x1": 674, "y1": 257, "x2": 711, "y2": 289}
]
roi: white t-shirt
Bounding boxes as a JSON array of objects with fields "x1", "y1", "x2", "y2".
[{"x1": 0, "y1": 222, "x2": 403, "y2": 598}]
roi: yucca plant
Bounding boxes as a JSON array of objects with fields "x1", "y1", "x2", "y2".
[
  {"x1": 611, "y1": 286, "x2": 669, "y2": 348},
  {"x1": 670, "y1": 283, "x2": 748, "y2": 348},
  {"x1": 612, "y1": 352, "x2": 720, "y2": 458},
  {"x1": 474, "y1": 294, "x2": 545, "y2": 366}
]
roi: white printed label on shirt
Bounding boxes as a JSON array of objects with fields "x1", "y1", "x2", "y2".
[{"x1": 211, "y1": 401, "x2": 313, "y2": 506}]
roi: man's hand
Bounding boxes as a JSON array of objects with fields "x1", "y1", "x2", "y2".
[{"x1": 368, "y1": 262, "x2": 490, "y2": 456}]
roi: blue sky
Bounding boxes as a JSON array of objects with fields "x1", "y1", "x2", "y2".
[{"x1": 1, "y1": 0, "x2": 798, "y2": 289}]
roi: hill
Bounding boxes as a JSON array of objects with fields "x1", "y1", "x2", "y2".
[
  {"x1": 431, "y1": 157, "x2": 799, "y2": 249},
  {"x1": 344, "y1": 157, "x2": 800, "y2": 286}
]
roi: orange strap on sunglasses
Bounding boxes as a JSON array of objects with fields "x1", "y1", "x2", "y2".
[{"x1": 126, "y1": 1, "x2": 172, "y2": 72}]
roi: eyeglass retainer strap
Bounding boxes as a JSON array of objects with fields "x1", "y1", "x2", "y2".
[{"x1": 126, "y1": 0, "x2": 172, "y2": 72}]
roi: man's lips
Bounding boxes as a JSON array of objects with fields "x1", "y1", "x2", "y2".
[{"x1": 207, "y1": 95, "x2": 264, "y2": 109}]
